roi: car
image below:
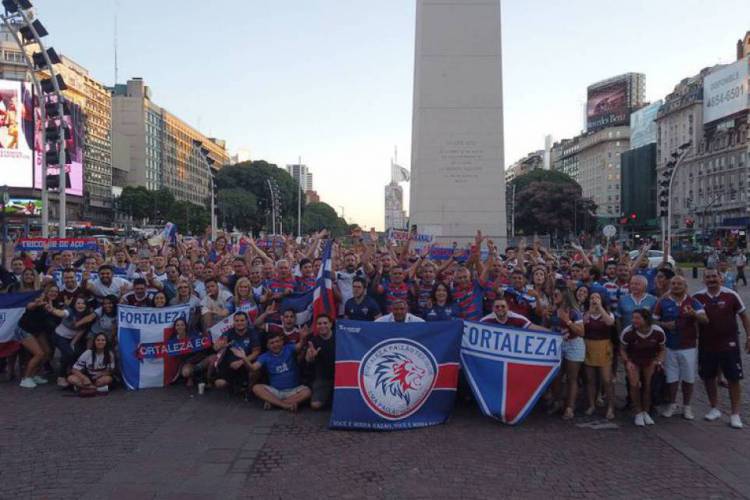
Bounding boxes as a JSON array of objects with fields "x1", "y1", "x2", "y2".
[{"x1": 628, "y1": 249, "x2": 676, "y2": 269}]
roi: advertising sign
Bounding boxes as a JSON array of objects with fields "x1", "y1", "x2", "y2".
[
  {"x1": 0, "y1": 80, "x2": 34, "y2": 188},
  {"x1": 703, "y1": 56, "x2": 750, "y2": 125},
  {"x1": 587, "y1": 80, "x2": 629, "y2": 131},
  {"x1": 630, "y1": 101, "x2": 662, "y2": 149},
  {"x1": 3, "y1": 198, "x2": 41, "y2": 216},
  {"x1": 33, "y1": 99, "x2": 84, "y2": 197}
]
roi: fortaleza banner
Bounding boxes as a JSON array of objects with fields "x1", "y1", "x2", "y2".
[
  {"x1": 330, "y1": 320, "x2": 462, "y2": 431},
  {"x1": 460, "y1": 321, "x2": 562, "y2": 425},
  {"x1": 118, "y1": 304, "x2": 202, "y2": 390}
]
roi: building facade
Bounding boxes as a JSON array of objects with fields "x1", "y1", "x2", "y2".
[
  {"x1": 621, "y1": 143, "x2": 657, "y2": 230},
  {"x1": 385, "y1": 182, "x2": 407, "y2": 230},
  {"x1": 551, "y1": 127, "x2": 629, "y2": 221},
  {"x1": 286, "y1": 164, "x2": 313, "y2": 192},
  {"x1": 112, "y1": 78, "x2": 229, "y2": 206},
  {"x1": 505, "y1": 150, "x2": 543, "y2": 183},
  {"x1": 0, "y1": 27, "x2": 112, "y2": 223}
]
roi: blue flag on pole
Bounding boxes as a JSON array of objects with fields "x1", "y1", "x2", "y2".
[
  {"x1": 330, "y1": 320, "x2": 462, "y2": 431},
  {"x1": 460, "y1": 320, "x2": 562, "y2": 425}
]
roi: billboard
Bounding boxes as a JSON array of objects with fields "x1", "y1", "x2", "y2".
[
  {"x1": 33, "y1": 99, "x2": 84, "y2": 197},
  {"x1": 3, "y1": 198, "x2": 42, "y2": 215},
  {"x1": 587, "y1": 80, "x2": 629, "y2": 131},
  {"x1": 0, "y1": 80, "x2": 34, "y2": 188},
  {"x1": 630, "y1": 101, "x2": 662, "y2": 149},
  {"x1": 703, "y1": 56, "x2": 750, "y2": 125}
]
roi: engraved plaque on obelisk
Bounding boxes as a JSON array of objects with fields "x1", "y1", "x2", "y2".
[{"x1": 409, "y1": 0, "x2": 507, "y2": 244}]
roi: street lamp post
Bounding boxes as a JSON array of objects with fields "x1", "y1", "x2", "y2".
[
  {"x1": 192, "y1": 140, "x2": 216, "y2": 240},
  {"x1": 662, "y1": 142, "x2": 692, "y2": 255}
]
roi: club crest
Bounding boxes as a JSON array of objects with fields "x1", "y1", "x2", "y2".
[{"x1": 358, "y1": 338, "x2": 437, "y2": 420}]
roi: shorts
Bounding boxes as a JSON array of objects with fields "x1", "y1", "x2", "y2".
[
  {"x1": 14, "y1": 327, "x2": 33, "y2": 341},
  {"x1": 699, "y1": 348, "x2": 744, "y2": 382},
  {"x1": 311, "y1": 377, "x2": 334, "y2": 406},
  {"x1": 263, "y1": 384, "x2": 307, "y2": 400},
  {"x1": 664, "y1": 348, "x2": 697, "y2": 384},
  {"x1": 562, "y1": 337, "x2": 585, "y2": 363},
  {"x1": 584, "y1": 339, "x2": 613, "y2": 367}
]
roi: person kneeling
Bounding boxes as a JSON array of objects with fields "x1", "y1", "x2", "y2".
[
  {"x1": 250, "y1": 331, "x2": 311, "y2": 412},
  {"x1": 214, "y1": 312, "x2": 261, "y2": 393},
  {"x1": 67, "y1": 333, "x2": 115, "y2": 396}
]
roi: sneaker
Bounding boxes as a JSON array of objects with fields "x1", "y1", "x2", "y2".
[
  {"x1": 730, "y1": 414, "x2": 743, "y2": 429},
  {"x1": 56, "y1": 377, "x2": 70, "y2": 388},
  {"x1": 634, "y1": 413, "x2": 646, "y2": 427},
  {"x1": 19, "y1": 377, "x2": 37, "y2": 389},
  {"x1": 661, "y1": 403, "x2": 677, "y2": 418},
  {"x1": 96, "y1": 385, "x2": 109, "y2": 393},
  {"x1": 32, "y1": 376, "x2": 48, "y2": 385},
  {"x1": 705, "y1": 407, "x2": 722, "y2": 421},
  {"x1": 683, "y1": 406, "x2": 695, "y2": 421},
  {"x1": 643, "y1": 412, "x2": 655, "y2": 425}
]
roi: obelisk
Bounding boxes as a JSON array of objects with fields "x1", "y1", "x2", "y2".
[{"x1": 409, "y1": 0, "x2": 507, "y2": 244}]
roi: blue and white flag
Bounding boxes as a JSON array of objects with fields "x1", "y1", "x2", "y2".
[
  {"x1": 330, "y1": 320, "x2": 462, "y2": 431},
  {"x1": 460, "y1": 321, "x2": 562, "y2": 425},
  {"x1": 0, "y1": 291, "x2": 40, "y2": 357},
  {"x1": 280, "y1": 290, "x2": 313, "y2": 326},
  {"x1": 118, "y1": 304, "x2": 198, "y2": 390}
]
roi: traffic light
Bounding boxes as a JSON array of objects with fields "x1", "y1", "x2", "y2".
[
  {"x1": 740, "y1": 231, "x2": 747, "y2": 249},
  {"x1": 685, "y1": 217, "x2": 694, "y2": 229},
  {"x1": 658, "y1": 162, "x2": 675, "y2": 218},
  {"x1": 630, "y1": 213, "x2": 637, "y2": 221}
]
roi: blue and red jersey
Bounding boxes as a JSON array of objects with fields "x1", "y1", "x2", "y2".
[{"x1": 453, "y1": 280, "x2": 486, "y2": 321}]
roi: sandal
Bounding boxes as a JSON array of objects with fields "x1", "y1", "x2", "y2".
[
  {"x1": 606, "y1": 408, "x2": 615, "y2": 420},
  {"x1": 562, "y1": 407, "x2": 575, "y2": 420}
]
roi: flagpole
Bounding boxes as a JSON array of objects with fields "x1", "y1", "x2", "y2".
[{"x1": 297, "y1": 155, "x2": 302, "y2": 237}]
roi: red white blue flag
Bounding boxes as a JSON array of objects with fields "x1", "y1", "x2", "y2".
[
  {"x1": 118, "y1": 304, "x2": 204, "y2": 389},
  {"x1": 330, "y1": 320, "x2": 462, "y2": 431},
  {"x1": 312, "y1": 240, "x2": 336, "y2": 326},
  {"x1": 0, "y1": 291, "x2": 40, "y2": 357},
  {"x1": 460, "y1": 320, "x2": 562, "y2": 425}
]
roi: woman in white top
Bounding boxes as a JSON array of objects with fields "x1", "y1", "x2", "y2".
[{"x1": 68, "y1": 332, "x2": 115, "y2": 395}]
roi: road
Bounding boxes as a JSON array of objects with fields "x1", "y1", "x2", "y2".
[{"x1": 1, "y1": 275, "x2": 749, "y2": 499}]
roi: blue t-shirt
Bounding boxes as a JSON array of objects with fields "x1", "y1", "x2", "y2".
[
  {"x1": 653, "y1": 295, "x2": 704, "y2": 350},
  {"x1": 344, "y1": 296, "x2": 382, "y2": 321},
  {"x1": 424, "y1": 303, "x2": 459, "y2": 321},
  {"x1": 635, "y1": 268, "x2": 658, "y2": 295},
  {"x1": 257, "y1": 343, "x2": 299, "y2": 390},
  {"x1": 617, "y1": 293, "x2": 657, "y2": 329}
]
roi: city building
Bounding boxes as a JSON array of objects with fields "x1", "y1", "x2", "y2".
[
  {"x1": 551, "y1": 127, "x2": 629, "y2": 221},
  {"x1": 586, "y1": 73, "x2": 646, "y2": 132},
  {"x1": 738, "y1": 31, "x2": 750, "y2": 59},
  {"x1": 305, "y1": 190, "x2": 320, "y2": 204},
  {"x1": 505, "y1": 150, "x2": 543, "y2": 183},
  {"x1": 230, "y1": 149, "x2": 251, "y2": 164},
  {"x1": 620, "y1": 102, "x2": 662, "y2": 231},
  {"x1": 0, "y1": 27, "x2": 112, "y2": 223},
  {"x1": 112, "y1": 78, "x2": 229, "y2": 206},
  {"x1": 286, "y1": 163, "x2": 313, "y2": 192},
  {"x1": 385, "y1": 182, "x2": 407, "y2": 230}
]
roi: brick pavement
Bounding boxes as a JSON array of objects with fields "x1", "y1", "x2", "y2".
[{"x1": 1, "y1": 275, "x2": 749, "y2": 499}]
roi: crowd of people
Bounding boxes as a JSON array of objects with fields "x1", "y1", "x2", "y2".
[{"x1": 1, "y1": 227, "x2": 748, "y2": 428}]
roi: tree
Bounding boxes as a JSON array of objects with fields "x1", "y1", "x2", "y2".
[
  {"x1": 217, "y1": 188, "x2": 258, "y2": 231},
  {"x1": 118, "y1": 186, "x2": 153, "y2": 221},
  {"x1": 215, "y1": 161, "x2": 303, "y2": 233},
  {"x1": 510, "y1": 170, "x2": 597, "y2": 238},
  {"x1": 302, "y1": 202, "x2": 348, "y2": 236},
  {"x1": 166, "y1": 200, "x2": 209, "y2": 235}
]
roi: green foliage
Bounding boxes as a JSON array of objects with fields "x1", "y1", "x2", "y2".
[
  {"x1": 118, "y1": 186, "x2": 154, "y2": 221},
  {"x1": 166, "y1": 201, "x2": 209, "y2": 235},
  {"x1": 302, "y1": 202, "x2": 348, "y2": 236},
  {"x1": 217, "y1": 188, "x2": 258, "y2": 231},
  {"x1": 511, "y1": 170, "x2": 597, "y2": 236}
]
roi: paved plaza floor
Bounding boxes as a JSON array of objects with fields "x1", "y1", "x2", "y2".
[{"x1": 2, "y1": 276, "x2": 750, "y2": 499}]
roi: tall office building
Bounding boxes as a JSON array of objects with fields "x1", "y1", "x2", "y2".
[
  {"x1": 286, "y1": 164, "x2": 313, "y2": 191},
  {"x1": 112, "y1": 78, "x2": 229, "y2": 206}
]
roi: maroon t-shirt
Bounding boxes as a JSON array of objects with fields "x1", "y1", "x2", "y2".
[
  {"x1": 620, "y1": 325, "x2": 665, "y2": 366},
  {"x1": 584, "y1": 314, "x2": 613, "y2": 341},
  {"x1": 693, "y1": 287, "x2": 745, "y2": 353}
]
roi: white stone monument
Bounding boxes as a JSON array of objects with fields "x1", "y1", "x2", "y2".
[{"x1": 409, "y1": 0, "x2": 507, "y2": 244}]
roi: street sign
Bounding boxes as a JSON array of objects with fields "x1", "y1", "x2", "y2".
[{"x1": 602, "y1": 225, "x2": 616, "y2": 238}]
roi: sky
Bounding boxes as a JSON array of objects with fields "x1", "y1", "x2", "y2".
[{"x1": 31, "y1": 0, "x2": 750, "y2": 230}]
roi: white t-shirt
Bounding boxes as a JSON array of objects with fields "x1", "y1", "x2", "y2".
[
  {"x1": 375, "y1": 313, "x2": 425, "y2": 323},
  {"x1": 200, "y1": 289, "x2": 233, "y2": 315},
  {"x1": 73, "y1": 350, "x2": 115, "y2": 379},
  {"x1": 90, "y1": 276, "x2": 130, "y2": 298}
]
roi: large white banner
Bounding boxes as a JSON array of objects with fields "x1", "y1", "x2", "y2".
[{"x1": 703, "y1": 56, "x2": 750, "y2": 124}]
